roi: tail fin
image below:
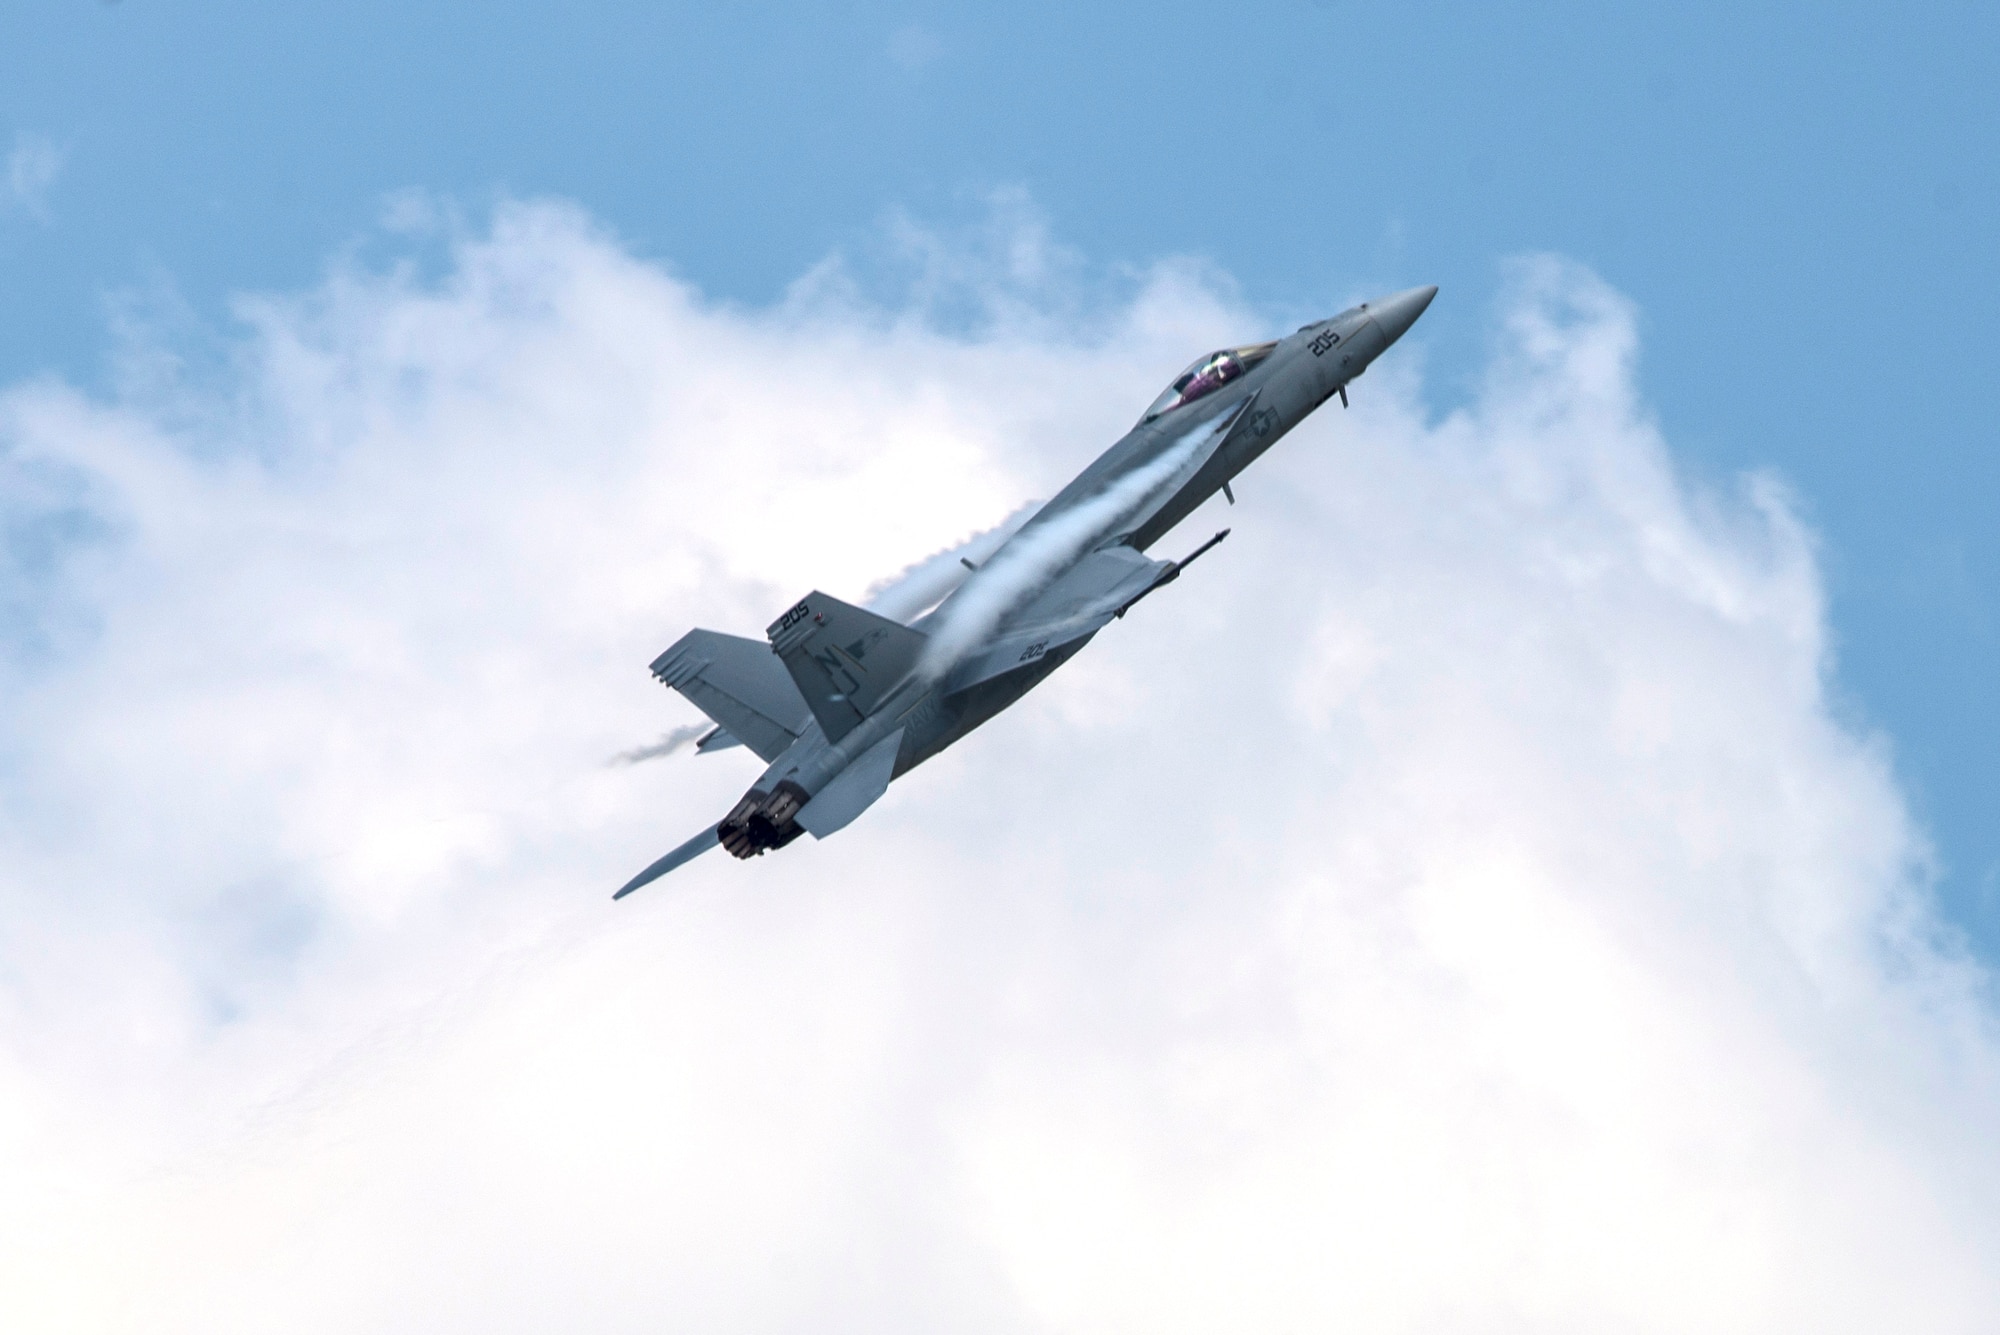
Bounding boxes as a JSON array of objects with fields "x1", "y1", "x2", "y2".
[
  {"x1": 651, "y1": 631, "x2": 813, "y2": 763},
  {"x1": 767, "y1": 592, "x2": 927, "y2": 742}
]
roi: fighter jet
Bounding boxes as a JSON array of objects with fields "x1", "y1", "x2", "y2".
[{"x1": 615, "y1": 285, "x2": 1437, "y2": 897}]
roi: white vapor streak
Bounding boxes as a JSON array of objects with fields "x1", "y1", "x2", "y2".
[
  {"x1": 864, "y1": 501, "x2": 1040, "y2": 624},
  {"x1": 606, "y1": 722, "x2": 712, "y2": 766},
  {"x1": 917, "y1": 412, "x2": 1228, "y2": 675}
]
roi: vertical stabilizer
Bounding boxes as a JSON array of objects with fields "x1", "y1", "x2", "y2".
[{"x1": 767, "y1": 592, "x2": 927, "y2": 742}]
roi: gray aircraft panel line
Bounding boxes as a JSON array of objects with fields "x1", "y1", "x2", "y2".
[{"x1": 616, "y1": 284, "x2": 1437, "y2": 895}]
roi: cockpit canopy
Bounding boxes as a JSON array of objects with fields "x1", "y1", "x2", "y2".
[{"x1": 1141, "y1": 341, "x2": 1279, "y2": 423}]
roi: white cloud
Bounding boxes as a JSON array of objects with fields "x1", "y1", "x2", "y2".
[
  {"x1": 0, "y1": 203, "x2": 1996, "y2": 1331},
  {"x1": 4, "y1": 132, "x2": 63, "y2": 221}
]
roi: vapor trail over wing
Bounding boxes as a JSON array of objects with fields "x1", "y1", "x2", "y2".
[
  {"x1": 864, "y1": 502, "x2": 1041, "y2": 624},
  {"x1": 914, "y1": 404, "x2": 1241, "y2": 678}
]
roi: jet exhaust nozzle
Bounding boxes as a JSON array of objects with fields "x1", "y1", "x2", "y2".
[{"x1": 717, "y1": 781, "x2": 810, "y2": 858}]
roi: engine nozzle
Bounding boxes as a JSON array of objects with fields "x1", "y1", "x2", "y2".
[{"x1": 717, "y1": 780, "x2": 810, "y2": 858}]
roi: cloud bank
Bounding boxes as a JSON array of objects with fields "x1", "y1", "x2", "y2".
[{"x1": 1, "y1": 200, "x2": 1996, "y2": 1332}]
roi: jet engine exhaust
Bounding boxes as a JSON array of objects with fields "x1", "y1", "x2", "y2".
[{"x1": 717, "y1": 780, "x2": 810, "y2": 858}]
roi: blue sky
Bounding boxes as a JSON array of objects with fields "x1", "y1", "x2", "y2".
[{"x1": 6, "y1": 5, "x2": 2000, "y2": 1322}]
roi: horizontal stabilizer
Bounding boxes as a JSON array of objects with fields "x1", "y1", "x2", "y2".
[
  {"x1": 797, "y1": 729, "x2": 903, "y2": 839},
  {"x1": 651, "y1": 631, "x2": 813, "y2": 763},
  {"x1": 614, "y1": 824, "x2": 721, "y2": 899},
  {"x1": 767, "y1": 592, "x2": 927, "y2": 743}
]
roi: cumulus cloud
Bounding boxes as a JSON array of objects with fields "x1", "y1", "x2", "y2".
[
  {"x1": 4, "y1": 132, "x2": 63, "y2": 221},
  {"x1": 0, "y1": 202, "x2": 1997, "y2": 1332}
]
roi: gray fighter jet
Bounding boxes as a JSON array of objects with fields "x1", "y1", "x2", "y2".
[{"x1": 616, "y1": 285, "x2": 1437, "y2": 897}]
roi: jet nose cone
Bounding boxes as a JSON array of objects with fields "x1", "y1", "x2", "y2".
[{"x1": 1366, "y1": 284, "x2": 1438, "y2": 346}]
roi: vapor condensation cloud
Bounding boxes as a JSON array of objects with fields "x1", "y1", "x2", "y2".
[
  {"x1": 864, "y1": 500, "x2": 1039, "y2": 624},
  {"x1": 1, "y1": 199, "x2": 1996, "y2": 1332},
  {"x1": 606, "y1": 722, "x2": 713, "y2": 766},
  {"x1": 916, "y1": 409, "x2": 1231, "y2": 676}
]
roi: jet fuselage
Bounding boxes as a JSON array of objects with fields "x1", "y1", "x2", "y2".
[{"x1": 619, "y1": 285, "x2": 1437, "y2": 891}]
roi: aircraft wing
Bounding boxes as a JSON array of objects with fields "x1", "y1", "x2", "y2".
[{"x1": 940, "y1": 544, "x2": 1172, "y2": 693}]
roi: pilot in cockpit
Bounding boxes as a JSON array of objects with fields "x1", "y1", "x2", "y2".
[{"x1": 1141, "y1": 341, "x2": 1278, "y2": 423}]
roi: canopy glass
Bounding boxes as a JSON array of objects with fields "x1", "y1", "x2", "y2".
[{"x1": 1141, "y1": 341, "x2": 1278, "y2": 422}]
